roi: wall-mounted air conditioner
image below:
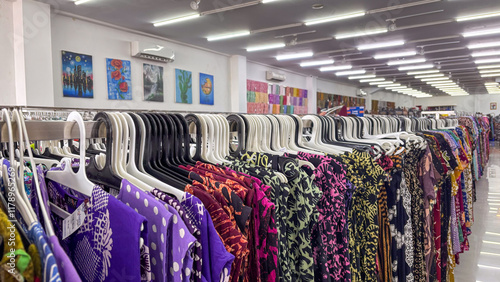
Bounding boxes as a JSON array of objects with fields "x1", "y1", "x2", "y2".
[
  {"x1": 266, "y1": 71, "x2": 286, "y2": 82},
  {"x1": 131, "y1": 41, "x2": 175, "y2": 63},
  {"x1": 356, "y1": 88, "x2": 367, "y2": 97}
]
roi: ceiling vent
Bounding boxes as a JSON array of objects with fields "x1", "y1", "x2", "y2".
[{"x1": 131, "y1": 41, "x2": 175, "y2": 63}]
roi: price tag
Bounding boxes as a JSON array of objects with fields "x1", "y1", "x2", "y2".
[{"x1": 62, "y1": 201, "x2": 87, "y2": 240}]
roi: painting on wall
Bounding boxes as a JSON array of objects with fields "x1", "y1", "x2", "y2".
[
  {"x1": 175, "y1": 69, "x2": 192, "y2": 104},
  {"x1": 199, "y1": 73, "x2": 214, "y2": 105},
  {"x1": 491, "y1": 102, "x2": 497, "y2": 110},
  {"x1": 106, "y1": 58, "x2": 132, "y2": 100},
  {"x1": 143, "y1": 63, "x2": 164, "y2": 102},
  {"x1": 61, "y1": 51, "x2": 93, "y2": 98}
]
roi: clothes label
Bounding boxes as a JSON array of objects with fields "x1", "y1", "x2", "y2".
[{"x1": 62, "y1": 200, "x2": 87, "y2": 240}]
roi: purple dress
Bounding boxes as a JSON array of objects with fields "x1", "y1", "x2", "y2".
[
  {"x1": 117, "y1": 179, "x2": 171, "y2": 282},
  {"x1": 181, "y1": 192, "x2": 234, "y2": 282}
]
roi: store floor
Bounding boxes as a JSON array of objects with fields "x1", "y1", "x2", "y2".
[{"x1": 455, "y1": 141, "x2": 500, "y2": 282}]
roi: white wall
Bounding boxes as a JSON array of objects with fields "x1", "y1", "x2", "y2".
[
  {"x1": 417, "y1": 94, "x2": 500, "y2": 115},
  {"x1": 0, "y1": 0, "x2": 17, "y2": 106},
  {"x1": 51, "y1": 14, "x2": 231, "y2": 112},
  {"x1": 246, "y1": 61, "x2": 309, "y2": 89}
]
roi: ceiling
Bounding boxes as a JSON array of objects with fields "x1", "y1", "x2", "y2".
[{"x1": 39, "y1": 0, "x2": 500, "y2": 96}]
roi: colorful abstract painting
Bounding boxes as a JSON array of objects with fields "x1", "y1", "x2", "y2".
[
  {"x1": 199, "y1": 73, "x2": 214, "y2": 105},
  {"x1": 61, "y1": 51, "x2": 93, "y2": 98},
  {"x1": 106, "y1": 58, "x2": 132, "y2": 100},
  {"x1": 143, "y1": 63, "x2": 164, "y2": 102},
  {"x1": 175, "y1": 69, "x2": 192, "y2": 104}
]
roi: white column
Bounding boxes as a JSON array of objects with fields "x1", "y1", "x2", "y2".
[
  {"x1": 229, "y1": 55, "x2": 247, "y2": 113},
  {"x1": 306, "y1": 76, "x2": 317, "y2": 114},
  {"x1": 0, "y1": 0, "x2": 17, "y2": 106}
]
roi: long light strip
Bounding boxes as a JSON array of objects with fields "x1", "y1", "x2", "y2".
[
  {"x1": 386, "y1": 86, "x2": 407, "y2": 90},
  {"x1": 476, "y1": 58, "x2": 500, "y2": 64},
  {"x1": 421, "y1": 77, "x2": 451, "y2": 82},
  {"x1": 300, "y1": 59, "x2": 334, "y2": 67},
  {"x1": 430, "y1": 82, "x2": 457, "y2": 86},
  {"x1": 382, "y1": 83, "x2": 401, "y2": 87},
  {"x1": 305, "y1": 11, "x2": 365, "y2": 26},
  {"x1": 335, "y1": 69, "x2": 366, "y2": 76},
  {"x1": 320, "y1": 65, "x2": 352, "y2": 72},
  {"x1": 335, "y1": 28, "x2": 387, "y2": 40},
  {"x1": 370, "y1": 81, "x2": 393, "y2": 85},
  {"x1": 276, "y1": 51, "x2": 314, "y2": 60},
  {"x1": 478, "y1": 264, "x2": 500, "y2": 270},
  {"x1": 472, "y1": 50, "x2": 500, "y2": 57},
  {"x1": 207, "y1": 31, "x2": 250, "y2": 41},
  {"x1": 469, "y1": 41, "x2": 500, "y2": 49},
  {"x1": 478, "y1": 64, "x2": 500, "y2": 69},
  {"x1": 360, "y1": 78, "x2": 385, "y2": 83},
  {"x1": 348, "y1": 74, "x2": 376, "y2": 80},
  {"x1": 247, "y1": 43, "x2": 286, "y2": 52},
  {"x1": 154, "y1": 13, "x2": 200, "y2": 27},
  {"x1": 480, "y1": 252, "x2": 500, "y2": 257},
  {"x1": 415, "y1": 74, "x2": 444, "y2": 79},
  {"x1": 74, "y1": 0, "x2": 92, "y2": 4},
  {"x1": 357, "y1": 40, "x2": 405, "y2": 51},
  {"x1": 374, "y1": 50, "x2": 417, "y2": 59},
  {"x1": 463, "y1": 27, "x2": 500, "y2": 38},
  {"x1": 456, "y1": 11, "x2": 500, "y2": 22},
  {"x1": 480, "y1": 69, "x2": 500, "y2": 73},
  {"x1": 481, "y1": 72, "x2": 500, "y2": 77},
  {"x1": 398, "y1": 64, "x2": 434, "y2": 71},
  {"x1": 486, "y1": 232, "x2": 500, "y2": 236},
  {"x1": 387, "y1": 58, "x2": 426, "y2": 66},
  {"x1": 407, "y1": 69, "x2": 439, "y2": 75}
]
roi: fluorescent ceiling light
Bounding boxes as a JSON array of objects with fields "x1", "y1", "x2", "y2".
[
  {"x1": 472, "y1": 50, "x2": 500, "y2": 57},
  {"x1": 429, "y1": 82, "x2": 454, "y2": 85},
  {"x1": 154, "y1": 13, "x2": 200, "y2": 27},
  {"x1": 386, "y1": 86, "x2": 407, "y2": 90},
  {"x1": 357, "y1": 40, "x2": 405, "y2": 51},
  {"x1": 480, "y1": 252, "x2": 500, "y2": 256},
  {"x1": 415, "y1": 74, "x2": 444, "y2": 79},
  {"x1": 335, "y1": 28, "x2": 387, "y2": 40},
  {"x1": 348, "y1": 74, "x2": 376, "y2": 80},
  {"x1": 456, "y1": 11, "x2": 500, "y2": 22},
  {"x1": 382, "y1": 84, "x2": 401, "y2": 87},
  {"x1": 422, "y1": 77, "x2": 451, "y2": 82},
  {"x1": 469, "y1": 41, "x2": 500, "y2": 49},
  {"x1": 360, "y1": 78, "x2": 384, "y2": 83},
  {"x1": 463, "y1": 27, "x2": 500, "y2": 38},
  {"x1": 480, "y1": 69, "x2": 500, "y2": 73},
  {"x1": 320, "y1": 65, "x2": 352, "y2": 72},
  {"x1": 276, "y1": 51, "x2": 313, "y2": 60},
  {"x1": 247, "y1": 43, "x2": 285, "y2": 52},
  {"x1": 207, "y1": 31, "x2": 250, "y2": 41},
  {"x1": 374, "y1": 50, "x2": 416, "y2": 59},
  {"x1": 370, "y1": 81, "x2": 393, "y2": 85},
  {"x1": 335, "y1": 69, "x2": 366, "y2": 76},
  {"x1": 481, "y1": 72, "x2": 500, "y2": 77},
  {"x1": 398, "y1": 64, "x2": 434, "y2": 71},
  {"x1": 407, "y1": 69, "x2": 439, "y2": 75},
  {"x1": 478, "y1": 64, "x2": 500, "y2": 69},
  {"x1": 261, "y1": 0, "x2": 282, "y2": 3},
  {"x1": 305, "y1": 11, "x2": 365, "y2": 26},
  {"x1": 300, "y1": 59, "x2": 334, "y2": 67},
  {"x1": 74, "y1": 0, "x2": 92, "y2": 4},
  {"x1": 388, "y1": 58, "x2": 426, "y2": 66},
  {"x1": 479, "y1": 264, "x2": 500, "y2": 270}
]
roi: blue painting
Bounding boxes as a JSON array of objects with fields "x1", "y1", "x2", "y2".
[
  {"x1": 61, "y1": 51, "x2": 93, "y2": 98},
  {"x1": 106, "y1": 58, "x2": 132, "y2": 100},
  {"x1": 175, "y1": 69, "x2": 192, "y2": 104},
  {"x1": 199, "y1": 73, "x2": 214, "y2": 105}
]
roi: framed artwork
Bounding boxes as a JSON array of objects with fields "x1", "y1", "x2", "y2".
[
  {"x1": 175, "y1": 69, "x2": 192, "y2": 104},
  {"x1": 106, "y1": 58, "x2": 132, "y2": 100},
  {"x1": 491, "y1": 102, "x2": 497, "y2": 110},
  {"x1": 199, "y1": 73, "x2": 214, "y2": 105},
  {"x1": 143, "y1": 63, "x2": 164, "y2": 102},
  {"x1": 61, "y1": 51, "x2": 93, "y2": 98}
]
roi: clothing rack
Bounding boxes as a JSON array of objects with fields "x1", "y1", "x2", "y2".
[{"x1": 0, "y1": 120, "x2": 104, "y2": 142}]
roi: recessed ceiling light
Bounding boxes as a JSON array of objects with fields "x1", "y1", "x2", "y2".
[
  {"x1": 305, "y1": 11, "x2": 365, "y2": 26},
  {"x1": 468, "y1": 41, "x2": 500, "y2": 49},
  {"x1": 463, "y1": 27, "x2": 500, "y2": 38},
  {"x1": 153, "y1": 13, "x2": 200, "y2": 27},
  {"x1": 207, "y1": 31, "x2": 250, "y2": 41},
  {"x1": 246, "y1": 43, "x2": 286, "y2": 52},
  {"x1": 407, "y1": 69, "x2": 439, "y2": 75},
  {"x1": 374, "y1": 50, "x2": 417, "y2": 59},
  {"x1": 456, "y1": 11, "x2": 500, "y2": 22},
  {"x1": 387, "y1": 58, "x2": 426, "y2": 66},
  {"x1": 276, "y1": 51, "x2": 314, "y2": 60},
  {"x1": 335, "y1": 69, "x2": 366, "y2": 76},
  {"x1": 348, "y1": 74, "x2": 376, "y2": 80},
  {"x1": 357, "y1": 40, "x2": 405, "y2": 50},
  {"x1": 300, "y1": 59, "x2": 334, "y2": 67},
  {"x1": 335, "y1": 28, "x2": 387, "y2": 40},
  {"x1": 398, "y1": 64, "x2": 434, "y2": 71},
  {"x1": 312, "y1": 4, "x2": 324, "y2": 10},
  {"x1": 320, "y1": 65, "x2": 352, "y2": 72},
  {"x1": 472, "y1": 50, "x2": 500, "y2": 57},
  {"x1": 359, "y1": 78, "x2": 385, "y2": 83},
  {"x1": 475, "y1": 58, "x2": 500, "y2": 64},
  {"x1": 415, "y1": 74, "x2": 444, "y2": 79}
]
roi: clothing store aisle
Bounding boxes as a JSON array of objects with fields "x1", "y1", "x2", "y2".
[{"x1": 455, "y1": 141, "x2": 500, "y2": 282}]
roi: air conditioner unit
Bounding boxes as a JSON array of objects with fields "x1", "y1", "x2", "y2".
[
  {"x1": 266, "y1": 71, "x2": 286, "y2": 82},
  {"x1": 131, "y1": 41, "x2": 175, "y2": 63},
  {"x1": 356, "y1": 88, "x2": 367, "y2": 97}
]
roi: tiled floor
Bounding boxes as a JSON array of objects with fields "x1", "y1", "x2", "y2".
[{"x1": 455, "y1": 142, "x2": 500, "y2": 281}]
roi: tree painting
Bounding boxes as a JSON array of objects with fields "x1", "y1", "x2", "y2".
[{"x1": 175, "y1": 69, "x2": 192, "y2": 104}]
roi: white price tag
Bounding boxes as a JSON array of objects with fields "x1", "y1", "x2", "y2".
[{"x1": 62, "y1": 201, "x2": 87, "y2": 240}]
